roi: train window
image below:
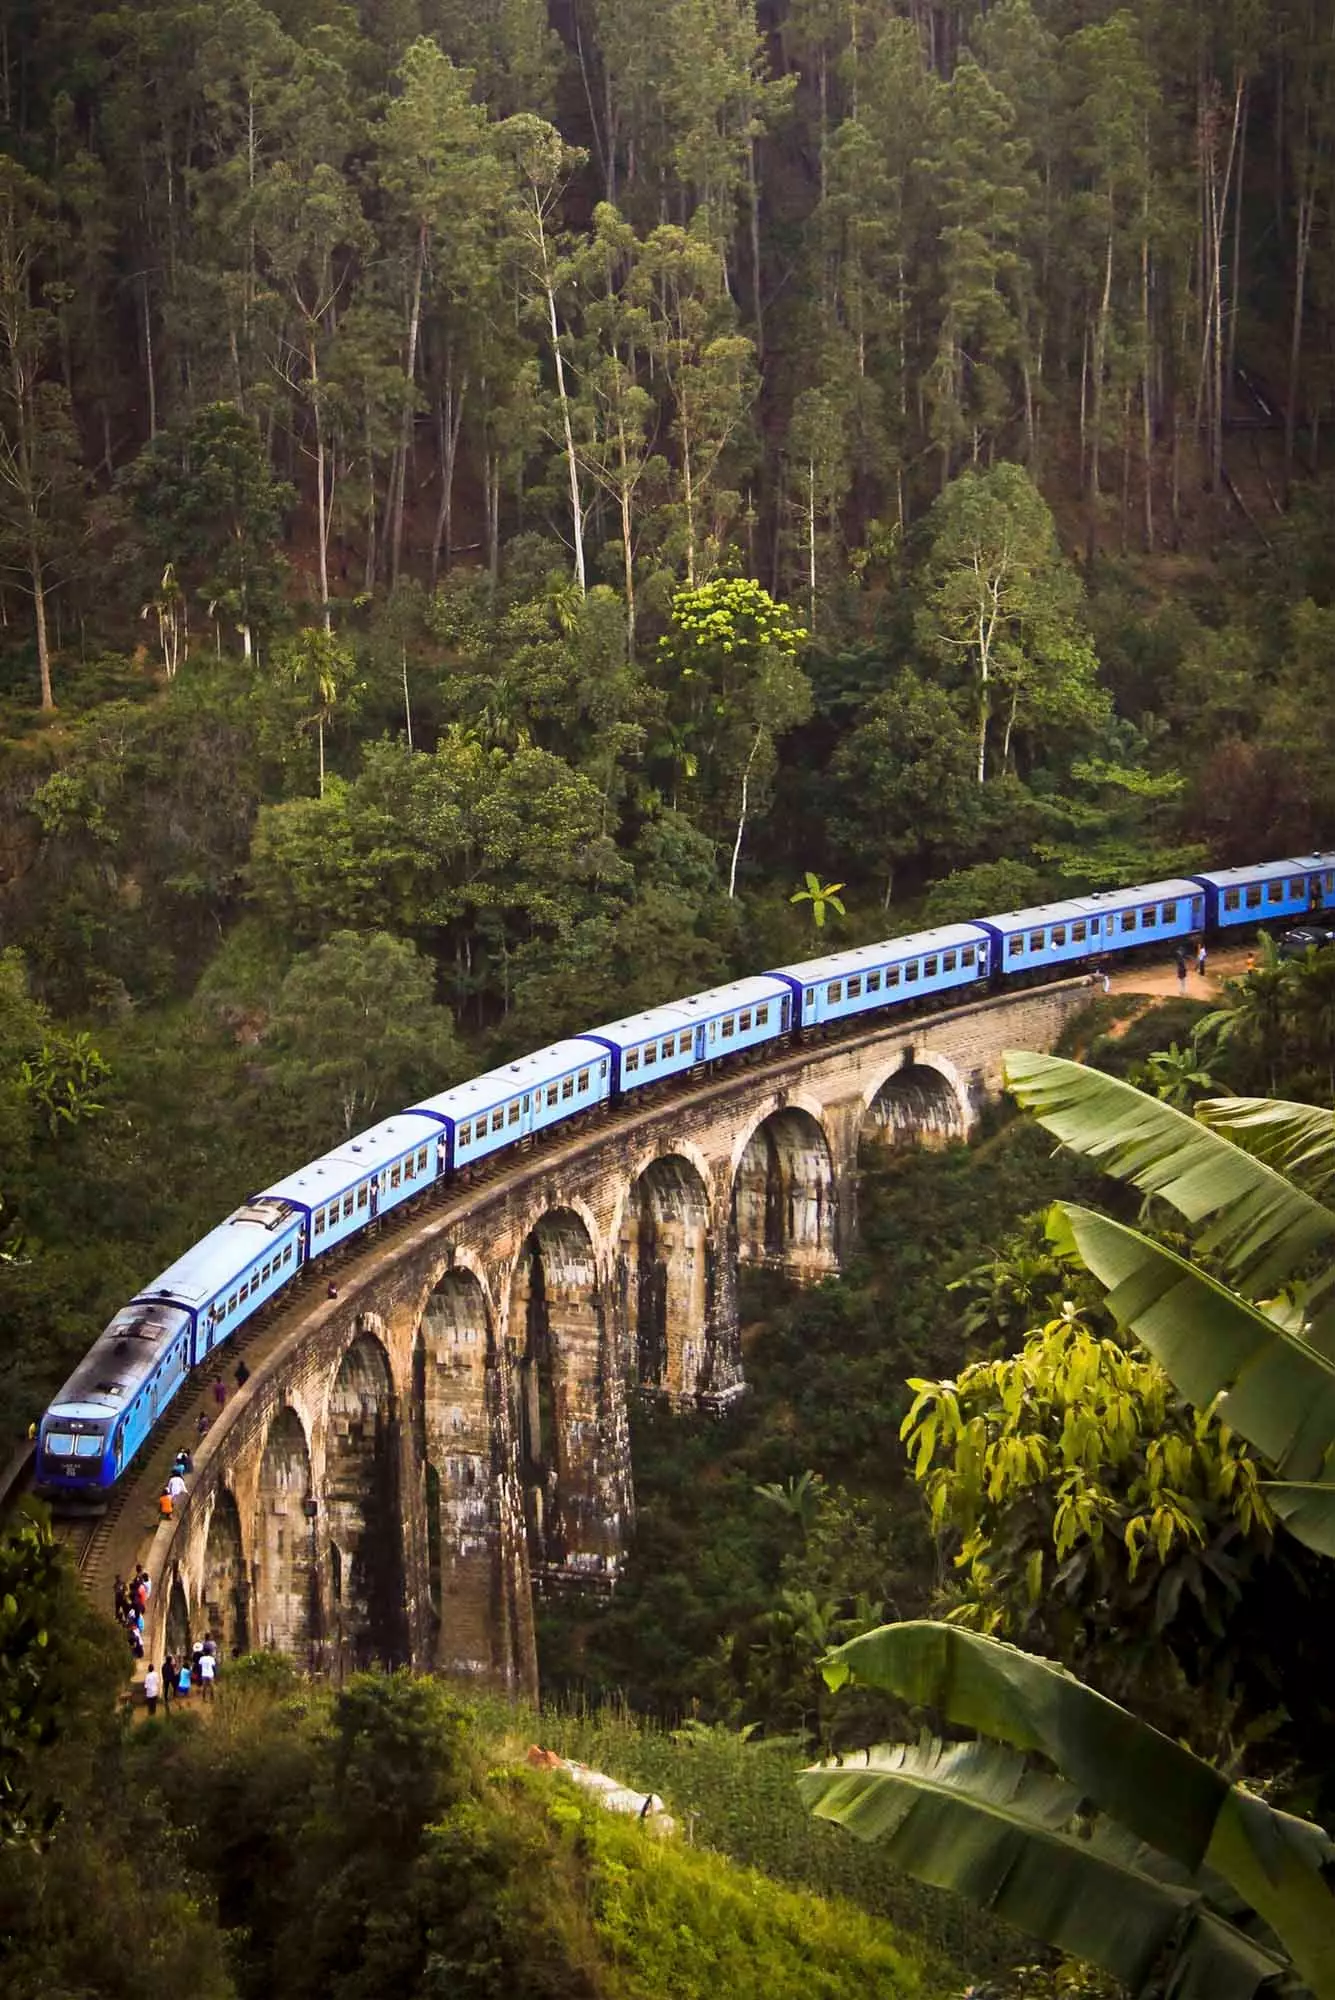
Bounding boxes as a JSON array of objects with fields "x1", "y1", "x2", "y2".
[
  {"x1": 887, "y1": 967, "x2": 900, "y2": 986},
  {"x1": 228, "y1": 1294, "x2": 238, "y2": 1313},
  {"x1": 709, "y1": 1021, "x2": 717, "y2": 1040},
  {"x1": 386, "y1": 1164, "x2": 398, "y2": 1188},
  {"x1": 314, "y1": 1213, "x2": 326, "y2": 1236},
  {"x1": 944, "y1": 951, "x2": 957, "y2": 972},
  {"x1": 1162, "y1": 902, "x2": 1177, "y2": 922},
  {"x1": 625, "y1": 1051, "x2": 640, "y2": 1072},
  {"x1": 241, "y1": 1279, "x2": 251, "y2": 1299},
  {"x1": 845, "y1": 980, "x2": 861, "y2": 1001},
  {"x1": 262, "y1": 1262, "x2": 271, "y2": 1282},
  {"x1": 866, "y1": 973, "x2": 881, "y2": 992},
  {"x1": 1121, "y1": 910, "x2": 1137, "y2": 931},
  {"x1": 508, "y1": 1101, "x2": 520, "y2": 1123},
  {"x1": 75, "y1": 1433, "x2": 101, "y2": 1457},
  {"x1": 491, "y1": 1108, "x2": 504, "y2": 1131},
  {"x1": 905, "y1": 961, "x2": 920, "y2": 982},
  {"x1": 1245, "y1": 885, "x2": 1262, "y2": 908},
  {"x1": 562, "y1": 1077, "x2": 574, "y2": 1098},
  {"x1": 417, "y1": 1148, "x2": 428, "y2": 1170},
  {"x1": 721, "y1": 1017, "x2": 735, "y2": 1038},
  {"x1": 1052, "y1": 926, "x2": 1067, "y2": 946},
  {"x1": 1325, "y1": 873, "x2": 1334, "y2": 894},
  {"x1": 1029, "y1": 930, "x2": 1044, "y2": 950},
  {"x1": 1224, "y1": 889, "x2": 1241, "y2": 911},
  {"x1": 1265, "y1": 880, "x2": 1282, "y2": 902},
  {"x1": 283, "y1": 1245, "x2": 293, "y2": 1264},
  {"x1": 1141, "y1": 907, "x2": 1157, "y2": 927},
  {"x1": 46, "y1": 1433, "x2": 73, "y2": 1456},
  {"x1": 601, "y1": 1060, "x2": 609, "y2": 1077},
  {"x1": 357, "y1": 1184, "x2": 368, "y2": 1207},
  {"x1": 343, "y1": 1194, "x2": 354, "y2": 1216},
  {"x1": 522, "y1": 1096, "x2": 530, "y2": 1112},
  {"x1": 405, "y1": 1154, "x2": 415, "y2": 1177},
  {"x1": 577, "y1": 1070, "x2": 590, "y2": 1091},
  {"x1": 740, "y1": 1008, "x2": 753, "y2": 1027},
  {"x1": 1291, "y1": 879, "x2": 1305, "y2": 899},
  {"x1": 327, "y1": 1204, "x2": 339, "y2": 1225},
  {"x1": 962, "y1": 947, "x2": 975, "y2": 966},
  {"x1": 1072, "y1": 922, "x2": 1086, "y2": 943},
  {"x1": 756, "y1": 1005, "x2": 770, "y2": 1024},
  {"x1": 459, "y1": 1122, "x2": 471, "y2": 1145},
  {"x1": 805, "y1": 989, "x2": 815, "y2": 1008},
  {"x1": 924, "y1": 955, "x2": 938, "y2": 976},
  {"x1": 1008, "y1": 937, "x2": 1022, "y2": 957},
  {"x1": 828, "y1": 982, "x2": 842, "y2": 1003},
  {"x1": 644, "y1": 1043, "x2": 658, "y2": 1065},
  {"x1": 547, "y1": 1084, "x2": 559, "y2": 1105}
]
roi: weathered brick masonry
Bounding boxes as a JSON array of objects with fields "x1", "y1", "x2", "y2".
[{"x1": 142, "y1": 980, "x2": 1091, "y2": 1693}]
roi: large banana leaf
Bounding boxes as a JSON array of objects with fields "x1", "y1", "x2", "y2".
[
  {"x1": 1048, "y1": 1202, "x2": 1335, "y2": 1496},
  {"x1": 1264, "y1": 1482, "x2": 1335, "y2": 1557},
  {"x1": 798, "y1": 1734, "x2": 1289, "y2": 2000},
  {"x1": 1004, "y1": 1052, "x2": 1335, "y2": 1301},
  {"x1": 816, "y1": 1623, "x2": 1335, "y2": 1997},
  {"x1": 1197, "y1": 1098, "x2": 1335, "y2": 1198}
]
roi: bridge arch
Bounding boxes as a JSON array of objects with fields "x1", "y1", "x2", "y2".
[
  {"x1": 200, "y1": 1485, "x2": 249, "y2": 1656},
  {"x1": 863, "y1": 1050, "x2": 970, "y2": 1146},
  {"x1": 164, "y1": 1571, "x2": 191, "y2": 1662},
  {"x1": 252, "y1": 1406, "x2": 316, "y2": 1662},
  {"x1": 730, "y1": 1100, "x2": 838, "y2": 1278},
  {"x1": 508, "y1": 1205, "x2": 621, "y2": 1581},
  {"x1": 324, "y1": 1326, "x2": 407, "y2": 1673},
  {"x1": 618, "y1": 1151, "x2": 714, "y2": 1399},
  {"x1": 413, "y1": 1265, "x2": 498, "y2": 1673}
]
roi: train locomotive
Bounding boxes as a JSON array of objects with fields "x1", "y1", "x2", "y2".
[{"x1": 34, "y1": 848, "x2": 1335, "y2": 1502}]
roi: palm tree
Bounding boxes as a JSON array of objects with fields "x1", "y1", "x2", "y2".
[
  {"x1": 799, "y1": 1053, "x2": 1335, "y2": 1997},
  {"x1": 789, "y1": 871, "x2": 846, "y2": 930}
]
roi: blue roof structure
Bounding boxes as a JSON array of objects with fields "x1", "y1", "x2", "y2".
[
  {"x1": 292, "y1": 1111, "x2": 444, "y2": 1191},
  {"x1": 585, "y1": 1002, "x2": 697, "y2": 1048},
  {"x1": 667, "y1": 975, "x2": 791, "y2": 1018},
  {"x1": 49, "y1": 1298, "x2": 190, "y2": 1417},
  {"x1": 1194, "y1": 854, "x2": 1335, "y2": 889}
]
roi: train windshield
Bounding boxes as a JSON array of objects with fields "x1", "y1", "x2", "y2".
[{"x1": 45, "y1": 1430, "x2": 103, "y2": 1459}]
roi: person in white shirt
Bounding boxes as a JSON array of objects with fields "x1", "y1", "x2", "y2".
[
  {"x1": 198, "y1": 1650, "x2": 216, "y2": 1700},
  {"x1": 165, "y1": 1472, "x2": 187, "y2": 1502},
  {"x1": 143, "y1": 1665, "x2": 161, "y2": 1716}
]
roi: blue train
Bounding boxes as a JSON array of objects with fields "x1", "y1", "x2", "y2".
[{"x1": 35, "y1": 848, "x2": 1335, "y2": 1501}]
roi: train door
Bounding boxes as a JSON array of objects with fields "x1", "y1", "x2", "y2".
[
  {"x1": 780, "y1": 994, "x2": 791, "y2": 1030},
  {"x1": 694, "y1": 1024, "x2": 707, "y2": 1061}
]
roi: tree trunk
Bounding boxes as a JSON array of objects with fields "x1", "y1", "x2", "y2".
[
  {"x1": 429, "y1": 363, "x2": 468, "y2": 586},
  {"x1": 728, "y1": 727, "x2": 763, "y2": 898},
  {"x1": 30, "y1": 543, "x2": 51, "y2": 710},
  {"x1": 310, "y1": 337, "x2": 331, "y2": 634},
  {"x1": 391, "y1": 222, "x2": 427, "y2": 586}
]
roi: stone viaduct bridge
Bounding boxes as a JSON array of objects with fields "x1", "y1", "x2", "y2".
[{"x1": 137, "y1": 979, "x2": 1090, "y2": 1695}]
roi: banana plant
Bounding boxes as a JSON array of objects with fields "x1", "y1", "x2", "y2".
[{"x1": 800, "y1": 1623, "x2": 1335, "y2": 1998}]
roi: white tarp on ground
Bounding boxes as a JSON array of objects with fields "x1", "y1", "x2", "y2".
[{"x1": 526, "y1": 1746, "x2": 676, "y2": 1836}]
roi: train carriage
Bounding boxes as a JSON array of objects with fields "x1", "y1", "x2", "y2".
[
  {"x1": 263, "y1": 1111, "x2": 445, "y2": 1256},
  {"x1": 1191, "y1": 854, "x2": 1335, "y2": 932},
  {"x1": 35, "y1": 1296, "x2": 193, "y2": 1498},
  {"x1": 156, "y1": 1202, "x2": 307, "y2": 1368},
  {"x1": 412, "y1": 1038, "x2": 612, "y2": 1167},
  {"x1": 776, "y1": 925, "x2": 992, "y2": 1030},
  {"x1": 977, "y1": 879, "x2": 1205, "y2": 976}
]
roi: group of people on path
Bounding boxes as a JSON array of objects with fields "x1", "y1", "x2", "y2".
[
  {"x1": 142, "y1": 1634, "x2": 219, "y2": 1715},
  {"x1": 1175, "y1": 941, "x2": 1211, "y2": 989},
  {"x1": 114, "y1": 1567, "x2": 153, "y2": 1659},
  {"x1": 157, "y1": 1442, "x2": 194, "y2": 1521}
]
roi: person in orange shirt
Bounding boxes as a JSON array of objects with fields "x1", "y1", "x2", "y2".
[{"x1": 158, "y1": 1488, "x2": 173, "y2": 1521}]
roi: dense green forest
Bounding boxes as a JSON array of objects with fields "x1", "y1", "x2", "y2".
[{"x1": 12, "y1": 0, "x2": 1335, "y2": 1993}]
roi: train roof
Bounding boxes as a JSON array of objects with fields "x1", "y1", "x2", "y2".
[
  {"x1": 779, "y1": 924, "x2": 990, "y2": 984},
  {"x1": 137, "y1": 1205, "x2": 300, "y2": 1312},
  {"x1": 267, "y1": 1112, "x2": 445, "y2": 1203},
  {"x1": 48, "y1": 1297, "x2": 191, "y2": 1419},
  {"x1": 1193, "y1": 854, "x2": 1335, "y2": 889},
  {"x1": 412, "y1": 1037, "x2": 611, "y2": 1122},
  {"x1": 980, "y1": 879, "x2": 1205, "y2": 932},
  {"x1": 668, "y1": 974, "x2": 792, "y2": 1017},
  {"x1": 584, "y1": 1002, "x2": 697, "y2": 1047}
]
